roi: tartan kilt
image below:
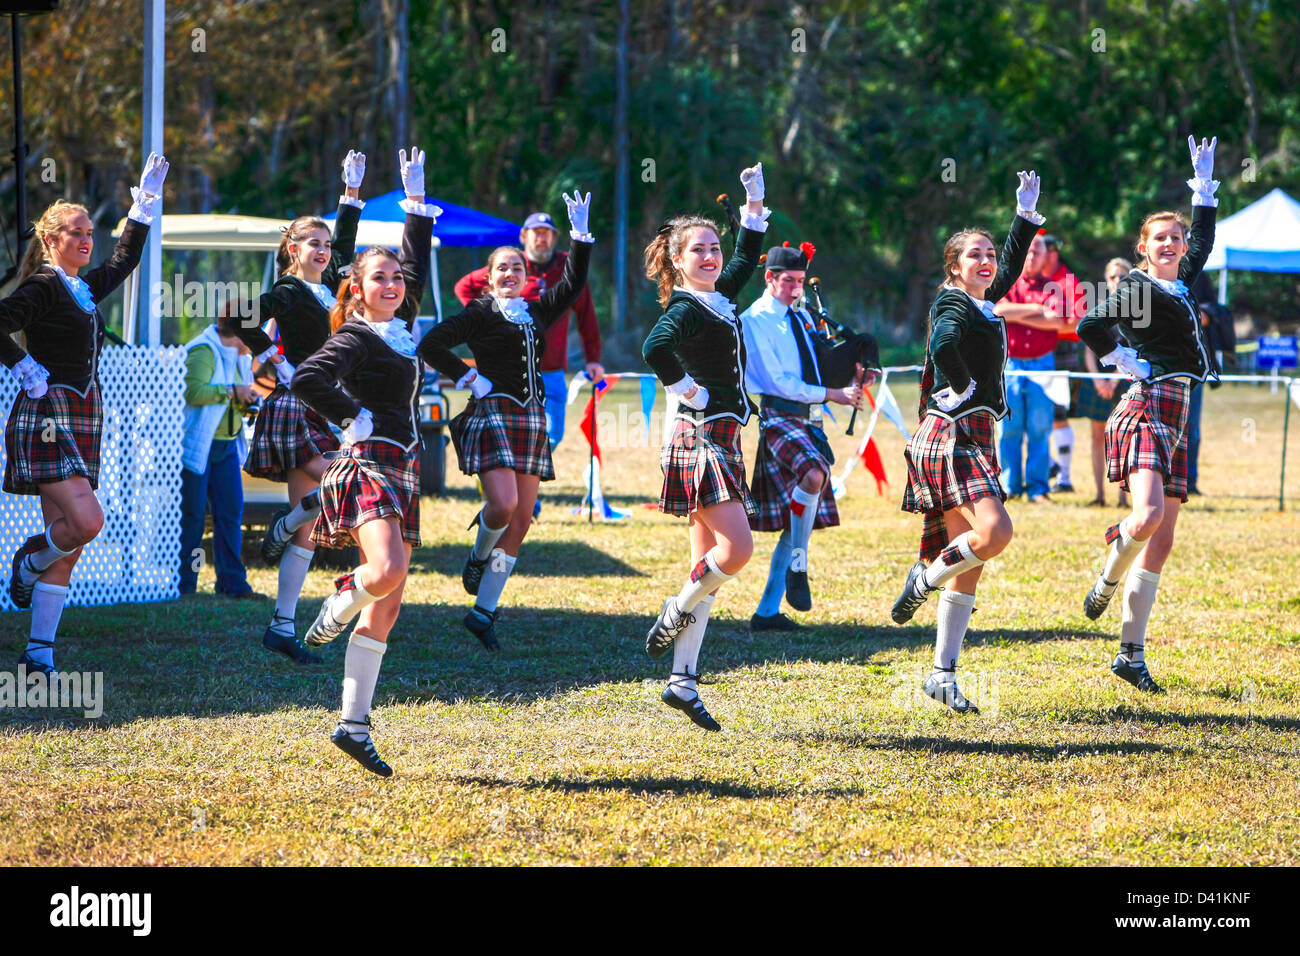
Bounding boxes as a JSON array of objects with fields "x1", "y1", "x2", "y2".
[
  {"x1": 311, "y1": 440, "x2": 421, "y2": 548},
  {"x1": 245, "y1": 386, "x2": 339, "y2": 482},
  {"x1": 449, "y1": 395, "x2": 553, "y2": 480},
  {"x1": 659, "y1": 415, "x2": 756, "y2": 517},
  {"x1": 4, "y1": 384, "x2": 102, "y2": 495},
  {"x1": 901, "y1": 410, "x2": 1003, "y2": 561},
  {"x1": 749, "y1": 410, "x2": 838, "y2": 532},
  {"x1": 1075, "y1": 377, "x2": 1124, "y2": 422},
  {"x1": 1105, "y1": 380, "x2": 1190, "y2": 501}
]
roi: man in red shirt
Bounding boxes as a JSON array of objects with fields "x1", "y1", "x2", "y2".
[
  {"x1": 454, "y1": 211, "x2": 604, "y2": 452},
  {"x1": 995, "y1": 232, "x2": 1074, "y2": 501},
  {"x1": 1040, "y1": 235, "x2": 1088, "y2": 493}
]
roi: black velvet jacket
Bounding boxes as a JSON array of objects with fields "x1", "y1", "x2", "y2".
[
  {"x1": 0, "y1": 218, "x2": 148, "y2": 394},
  {"x1": 641, "y1": 224, "x2": 765, "y2": 424},
  {"x1": 417, "y1": 240, "x2": 591, "y2": 407},
  {"x1": 290, "y1": 211, "x2": 433, "y2": 451},
  {"x1": 1077, "y1": 205, "x2": 1218, "y2": 384},
  {"x1": 924, "y1": 213, "x2": 1039, "y2": 421},
  {"x1": 232, "y1": 201, "x2": 361, "y2": 365}
]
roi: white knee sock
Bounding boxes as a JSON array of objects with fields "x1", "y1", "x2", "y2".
[
  {"x1": 331, "y1": 569, "x2": 380, "y2": 625},
  {"x1": 475, "y1": 548, "x2": 517, "y2": 613},
  {"x1": 19, "y1": 526, "x2": 76, "y2": 586},
  {"x1": 669, "y1": 594, "x2": 715, "y2": 700},
  {"x1": 1052, "y1": 424, "x2": 1074, "y2": 484},
  {"x1": 276, "y1": 491, "x2": 321, "y2": 541},
  {"x1": 932, "y1": 590, "x2": 976, "y2": 674},
  {"x1": 272, "y1": 544, "x2": 314, "y2": 632},
  {"x1": 26, "y1": 582, "x2": 69, "y2": 667},
  {"x1": 472, "y1": 513, "x2": 509, "y2": 561},
  {"x1": 341, "y1": 633, "x2": 387, "y2": 727},
  {"x1": 1119, "y1": 568, "x2": 1161, "y2": 664},
  {"x1": 923, "y1": 532, "x2": 985, "y2": 590},
  {"x1": 1099, "y1": 517, "x2": 1143, "y2": 597},
  {"x1": 788, "y1": 486, "x2": 820, "y2": 573},
  {"x1": 674, "y1": 548, "x2": 734, "y2": 615}
]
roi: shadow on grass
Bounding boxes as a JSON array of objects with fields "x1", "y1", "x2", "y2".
[
  {"x1": 1074, "y1": 706, "x2": 1300, "y2": 733},
  {"x1": 408, "y1": 540, "x2": 645, "y2": 579},
  {"x1": 450, "y1": 773, "x2": 863, "y2": 800},
  {"x1": 0, "y1": 599, "x2": 1157, "y2": 729},
  {"x1": 774, "y1": 731, "x2": 1183, "y2": 759}
]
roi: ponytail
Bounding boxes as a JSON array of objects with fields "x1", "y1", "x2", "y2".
[
  {"x1": 642, "y1": 215, "x2": 718, "y2": 307},
  {"x1": 277, "y1": 215, "x2": 330, "y2": 277},
  {"x1": 17, "y1": 200, "x2": 90, "y2": 284}
]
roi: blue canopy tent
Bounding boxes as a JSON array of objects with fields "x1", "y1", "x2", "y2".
[
  {"x1": 1204, "y1": 188, "x2": 1300, "y2": 303},
  {"x1": 324, "y1": 190, "x2": 520, "y2": 322}
]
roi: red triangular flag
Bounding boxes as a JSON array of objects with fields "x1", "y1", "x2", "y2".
[
  {"x1": 859, "y1": 436, "x2": 888, "y2": 495},
  {"x1": 579, "y1": 394, "x2": 601, "y2": 464}
]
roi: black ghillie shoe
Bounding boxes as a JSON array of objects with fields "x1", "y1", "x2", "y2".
[
  {"x1": 305, "y1": 573, "x2": 356, "y2": 647},
  {"x1": 661, "y1": 673, "x2": 721, "y2": 731},
  {"x1": 9, "y1": 534, "x2": 44, "y2": 610},
  {"x1": 262, "y1": 614, "x2": 324, "y2": 664},
  {"x1": 785, "y1": 547, "x2": 812, "y2": 612},
  {"x1": 645, "y1": 599, "x2": 694, "y2": 660},
  {"x1": 331, "y1": 719, "x2": 393, "y2": 777},
  {"x1": 922, "y1": 667, "x2": 979, "y2": 714},
  {"x1": 17, "y1": 638, "x2": 55, "y2": 678},
  {"x1": 1111, "y1": 647, "x2": 1164, "y2": 694},
  {"x1": 462, "y1": 551, "x2": 488, "y2": 596},
  {"x1": 750, "y1": 612, "x2": 803, "y2": 632},
  {"x1": 891, "y1": 561, "x2": 933, "y2": 625},
  {"x1": 1083, "y1": 576, "x2": 1118, "y2": 620},
  {"x1": 464, "y1": 605, "x2": 500, "y2": 651},
  {"x1": 260, "y1": 507, "x2": 291, "y2": 566}
]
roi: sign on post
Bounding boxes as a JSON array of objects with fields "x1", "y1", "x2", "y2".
[{"x1": 1257, "y1": 336, "x2": 1298, "y2": 370}]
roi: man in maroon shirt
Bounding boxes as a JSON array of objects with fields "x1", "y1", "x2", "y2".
[
  {"x1": 454, "y1": 211, "x2": 604, "y2": 452},
  {"x1": 995, "y1": 233, "x2": 1073, "y2": 502}
]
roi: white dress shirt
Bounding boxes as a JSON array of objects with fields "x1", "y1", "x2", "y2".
[{"x1": 740, "y1": 290, "x2": 828, "y2": 405}]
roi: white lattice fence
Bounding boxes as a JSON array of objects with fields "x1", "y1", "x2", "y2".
[{"x1": 0, "y1": 346, "x2": 186, "y2": 611}]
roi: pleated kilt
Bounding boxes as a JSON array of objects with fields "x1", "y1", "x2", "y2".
[
  {"x1": 449, "y1": 395, "x2": 554, "y2": 479},
  {"x1": 1105, "y1": 379, "x2": 1190, "y2": 501},
  {"x1": 1075, "y1": 377, "x2": 1124, "y2": 422},
  {"x1": 659, "y1": 415, "x2": 756, "y2": 517},
  {"x1": 748, "y1": 410, "x2": 838, "y2": 532},
  {"x1": 4, "y1": 384, "x2": 102, "y2": 495},
  {"x1": 901, "y1": 410, "x2": 1003, "y2": 561},
  {"x1": 311, "y1": 439, "x2": 421, "y2": 548},
  {"x1": 245, "y1": 386, "x2": 339, "y2": 482}
]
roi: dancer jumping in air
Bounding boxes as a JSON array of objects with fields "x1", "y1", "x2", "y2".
[
  {"x1": 892, "y1": 170, "x2": 1045, "y2": 714},
  {"x1": 1076, "y1": 136, "x2": 1219, "y2": 695},
  {"x1": 641, "y1": 163, "x2": 771, "y2": 731},
  {"x1": 0, "y1": 153, "x2": 169, "y2": 676}
]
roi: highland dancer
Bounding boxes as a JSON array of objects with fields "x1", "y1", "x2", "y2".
[
  {"x1": 289, "y1": 147, "x2": 439, "y2": 776},
  {"x1": 891, "y1": 171, "x2": 1044, "y2": 714},
  {"x1": 640, "y1": 163, "x2": 770, "y2": 731},
  {"x1": 1076, "y1": 136, "x2": 1220, "y2": 694},
  {"x1": 0, "y1": 153, "x2": 169, "y2": 676},
  {"x1": 418, "y1": 191, "x2": 593, "y2": 651},
  {"x1": 232, "y1": 150, "x2": 366, "y2": 664}
]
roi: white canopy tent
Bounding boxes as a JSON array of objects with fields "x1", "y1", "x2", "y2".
[
  {"x1": 113, "y1": 213, "x2": 443, "y2": 342},
  {"x1": 1204, "y1": 188, "x2": 1300, "y2": 302}
]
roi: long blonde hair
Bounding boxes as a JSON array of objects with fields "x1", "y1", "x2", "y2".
[
  {"x1": 18, "y1": 200, "x2": 90, "y2": 284},
  {"x1": 643, "y1": 215, "x2": 719, "y2": 307}
]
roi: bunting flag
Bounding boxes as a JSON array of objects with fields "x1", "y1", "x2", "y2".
[
  {"x1": 875, "y1": 378, "x2": 910, "y2": 440},
  {"x1": 639, "y1": 377, "x2": 658, "y2": 444},
  {"x1": 566, "y1": 373, "x2": 589, "y2": 407},
  {"x1": 578, "y1": 374, "x2": 621, "y2": 464},
  {"x1": 856, "y1": 385, "x2": 889, "y2": 494}
]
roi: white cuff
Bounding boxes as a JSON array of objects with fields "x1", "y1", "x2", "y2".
[
  {"x1": 273, "y1": 359, "x2": 296, "y2": 386},
  {"x1": 1188, "y1": 177, "x2": 1219, "y2": 208},
  {"x1": 10, "y1": 355, "x2": 43, "y2": 385},
  {"x1": 469, "y1": 375, "x2": 493, "y2": 399},
  {"x1": 570, "y1": 231, "x2": 595, "y2": 244},
  {"x1": 400, "y1": 198, "x2": 442, "y2": 220},
  {"x1": 1017, "y1": 208, "x2": 1046, "y2": 226},
  {"x1": 255, "y1": 345, "x2": 280, "y2": 364},
  {"x1": 127, "y1": 187, "x2": 159, "y2": 225},
  {"x1": 740, "y1": 208, "x2": 772, "y2": 233},
  {"x1": 664, "y1": 375, "x2": 697, "y2": 397},
  {"x1": 338, "y1": 195, "x2": 366, "y2": 210},
  {"x1": 343, "y1": 408, "x2": 374, "y2": 444},
  {"x1": 455, "y1": 369, "x2": 478, "y2": 389}
]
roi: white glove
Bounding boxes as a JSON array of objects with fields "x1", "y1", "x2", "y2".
[
  {"x1": 10, "y1": 355, "x2": 49, "y2": 398},
  {"x1": 456, "y1": 369, "x2": 494, "y2": 399},
  {"x1": 1187, "y1": 135, "x2": 1219, "y2": 206},
  {"x1": 680, "y1": 384, "x2": 710, "y2": 410},
  {"x1": 341, "y1": 150, "x2": 366, "y2": 189},
  {"x1": 1015, "y1": 169, "x2": 1041, "y2": 213},
  {"x1": 1100, "y1": 346, "x2": 1151, "y2": 381},
  {"x1": 343, "y1": 408, "x2": 374, "y2": 445},
  {"x1": 25, "y1": 379, "x2": 48, "y2": 399},
  {"x1": 274, "y1": 358, "x2": 296, "y2": 387},
  {"x1": 740, "y1": 162, "x2": 765, "y2": 202},
  {"x1": 933, "y1": 379, "x2": 976, "y2": 412},
  {"x1": 563, "y1": 189, "x2": 592, "y2": 238},
  {"x1": 137, "y1": 151, "x2": 169, "y2": 197},
  {"x1": 399, "y1": 146, "x2": 425, "y2": 200}
]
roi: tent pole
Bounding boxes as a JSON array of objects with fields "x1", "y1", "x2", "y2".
[
  {"x1": 1219, "y1": 268, "x2": 1228, "y2": 305},
  {"x1": 1281, "y1": 378, "x2": 1291, "y2": 512}
]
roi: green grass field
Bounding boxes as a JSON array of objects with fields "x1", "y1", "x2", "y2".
[{"x1": 2, "y1": 380, "x2": 1298, "y2": 865}]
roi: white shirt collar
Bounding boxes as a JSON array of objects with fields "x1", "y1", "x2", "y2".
[
  {"x1": 948, "y1": 285, "x2": 999, "y2": 321},
  {"x1": 50, "y1": 265, "x2": 96, "y2": 314},
  {"x1": 353, "y1": 311, "x2": 417, "y2": 357},
  {"x1": 490, "y1": 294, "x2": 532, "y2": 325},
  {"x1": 1134, "y1": 269, "x2": 1189, "y2": 298},
  {"x1": 302, "y1": 279, "x2": 336, "y2": 309},
  {"x1": 675, "y1": 286, "x2": 736, "y2": 320}
]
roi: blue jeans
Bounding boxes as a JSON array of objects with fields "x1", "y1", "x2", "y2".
[
  {"x1": 1000, "y1": 354, "x2": 1057, "y2": 497},
  {"x1": 179, "y1": 438, "x2": 249, "y2": 594},
  {"x1": 1186, "y1": 383, "x2": 1203, "y2": 489},
  {"x1": 542, "y1": 369, "x2": 568, "y2": 450}
]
